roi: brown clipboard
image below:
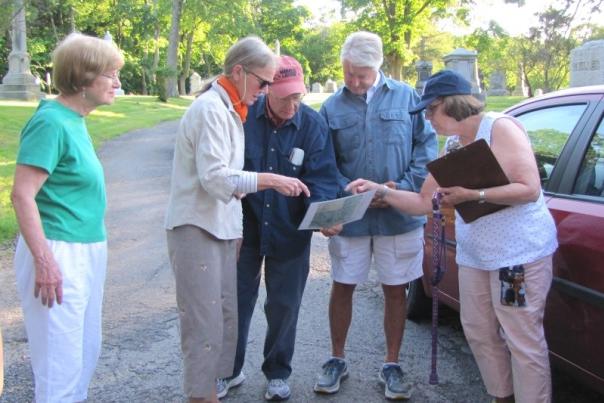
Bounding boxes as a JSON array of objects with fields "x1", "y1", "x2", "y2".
[{"x1": 427, "y1": 138, "x2": 510, "y2": 223}]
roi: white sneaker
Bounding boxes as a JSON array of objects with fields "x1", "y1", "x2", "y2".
[
  {"x1": 264, "y1": 378, "x2": 291, "y2": 401},
  {"x1": 216, "y1": 372, "x2": 245, "y2": 399}
]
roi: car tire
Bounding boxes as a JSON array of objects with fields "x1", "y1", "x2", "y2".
[{"x1": 406, "y1": 278, "x2": 431, "y2": 322}]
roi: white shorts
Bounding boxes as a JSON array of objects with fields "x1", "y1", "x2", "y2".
[
  {"x1": 14, "y1": 236, "x2": 107, "y2": 403},
  {"x1": 328, "y1": 227, "x2": 424, "y2": 286}
]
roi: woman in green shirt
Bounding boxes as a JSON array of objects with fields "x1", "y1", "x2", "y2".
[{"x1": 11, "y1": 33, "x2": 123, "y2": 403}]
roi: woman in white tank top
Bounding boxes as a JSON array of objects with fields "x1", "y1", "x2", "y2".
[{"x1": 346, "y1": 70, "x2": 557, "y2": 403}]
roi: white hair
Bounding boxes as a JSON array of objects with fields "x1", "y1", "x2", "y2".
[{"x1": 340, "y1": 31, "x2": 383, "y2": 71}]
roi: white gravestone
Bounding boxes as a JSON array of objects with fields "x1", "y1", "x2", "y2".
[
  {"x1": 324, "y1": 79, "x2": 337, "y2": 93},
  {"x1": 311, "y1": 82, "x2": 323, "y2": 93},
  {"x1": 570, "y1": 40, "x2": 604, "y2": 87},
  {"x1": 189, "y1": 72, "x2": 202, "y2": 94},
  {"x1": 0, "y1": 0, "x2": 45, "y2": 100}
]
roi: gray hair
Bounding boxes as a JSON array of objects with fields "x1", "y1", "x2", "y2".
[
  {"x1": 224, "y1": 36, "x2": 277, "y2": 76},
  {"x1": 340, "y1": 31, "x2": 383, "y2": 71}
]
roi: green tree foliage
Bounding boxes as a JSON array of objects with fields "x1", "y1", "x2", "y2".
[
  {"x1": 298, "y1": 23, "x2": 349, "y2": 85},
  {"x1": 464, "y1": 22, "x2": 515, "y2": 92},
  {"x1": 340, "y1": 0, "x2": 471, "y2": 80},
  {"x1": 513, "y1": 0, "x2": 604, "y2": 94}
]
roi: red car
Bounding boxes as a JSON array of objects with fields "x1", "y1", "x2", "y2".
[{"x1": 408, "y1": 85, "x2": 604, "y2": 394}]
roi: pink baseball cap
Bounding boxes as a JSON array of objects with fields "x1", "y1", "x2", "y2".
[{"x1": 270, "y1": 55, "x2": 306, "y2": 98}]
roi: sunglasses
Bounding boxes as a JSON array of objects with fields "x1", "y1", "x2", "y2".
[{"x1": 245, "y1": 69, "x2": 272, "y2": 89}]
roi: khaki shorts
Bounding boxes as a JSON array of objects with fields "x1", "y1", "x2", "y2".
[{"x1": 328, "y1": 227, "x2": 424, "y2": 285}]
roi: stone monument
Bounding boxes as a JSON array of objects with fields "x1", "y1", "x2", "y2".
[
  {"x1": 0, "y1": 0, "x2": 45, "y2": 100},
  {"x1": 570, "y1": 40, "x2": 604, "y2": 87},
  {"x1": 103, "y1": 31, "x2": 124, "y2": 95},
  {"x1": 311, "y1": 82, "x2": 323, "y2": 93},
  {"x1": 443, "y1": 48, "x2": 483, "y2": 100},
  {"x1": 487, "y1": 70, "x2": 507, "y2": 96},
  {"x1": 415, "y1": 61, "x2": 432, "y2": 94},
  {"x1": 324, "y1": 78, "x2": 337, "y2": 93},
  {"x1": 189, "y1": 72, "x2": 202, "y2": 94}
]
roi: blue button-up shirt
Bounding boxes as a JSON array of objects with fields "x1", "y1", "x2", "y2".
[
  {"x1": 320, "y1": 72, "x2": 437, "y2": 236},
  {"x1": 242, "y1": 96, "x2": 339, "y2": 258}
]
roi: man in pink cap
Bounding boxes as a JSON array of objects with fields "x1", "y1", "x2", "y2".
[{"x1": 216, "y1": 55, "x2": 339, "y2": 401}]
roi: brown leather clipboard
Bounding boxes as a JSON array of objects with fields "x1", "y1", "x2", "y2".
[{"x1": 427, "y1": 138, "x2": 510, "y2": 223}]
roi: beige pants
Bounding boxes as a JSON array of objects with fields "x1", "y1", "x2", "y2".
[
  {"x1": 167, "y1": 225, "x2": 238, "y2": 399},
  {"x1": 459, "y1": 255, "x2": 553, "y2": 403}
]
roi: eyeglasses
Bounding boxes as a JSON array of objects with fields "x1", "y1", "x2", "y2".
[
  {"x1": 274, "y1": 93, "x2": 304, "y2": 105},
  {"x1": 244, "y1": 69, "x2": 272, "y2": 89},
  {"x1": 100, "y1": 71, "x2": 120, "y2": 83},
  {"x1": 426, "y1": 101, "x2": 442, "y2": 117}
]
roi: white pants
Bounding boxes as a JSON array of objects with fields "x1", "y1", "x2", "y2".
[{"x1": 14, "y1": 237, "x2": 107, "y2": 403}]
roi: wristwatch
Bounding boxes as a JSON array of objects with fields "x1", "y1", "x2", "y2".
[
  {"x1": 478, "y1": 189, "x2": 486, "y2": 204},
  {"x1": 376, "y1": 185, "x2": 389, "y2": 200}
]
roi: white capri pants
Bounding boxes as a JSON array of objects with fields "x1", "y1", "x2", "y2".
[{"x1": 14, "y1": 236, "x2": 107, "y2": 403}]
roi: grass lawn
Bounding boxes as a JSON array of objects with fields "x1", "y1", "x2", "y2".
[{"x1": 0, "y1": 96, "x2": 192, "y2": 243}]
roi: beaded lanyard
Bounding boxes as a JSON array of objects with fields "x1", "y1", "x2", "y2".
[{"x1": 429, "y1": 191, "x2": 447, "y2": 385}]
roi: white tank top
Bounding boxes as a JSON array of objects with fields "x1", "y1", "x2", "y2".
[{"x1": 446, "y1": 112, "x2": 558, "y2": 270}]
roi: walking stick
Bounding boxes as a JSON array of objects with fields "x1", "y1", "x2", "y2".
[{"x1": 429, "y1": 191, "x2": 446, "y2": 385}]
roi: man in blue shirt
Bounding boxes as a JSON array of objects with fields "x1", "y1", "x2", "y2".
[
  {"x1": 216, "y1": 55, "x2": 339, "y2": 401},
  {"x1": 314, "y1": 31, "x2": 437, "y2": 400}
]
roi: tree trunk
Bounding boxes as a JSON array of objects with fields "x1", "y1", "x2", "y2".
[
  {"x1": 141, "y1": 68, "x2": 148, "y2": 95},
  {"x1": 152, "y1": 0, "x2": 160, "y2": 82},
  {"x1": 68, "y1": 5, "x2": 76, "y2": 32},
  {"x1": 179, "y1": 31, "x2": 193, "y2": 95},
  {"x1": 166, "y1": 0, "x2": 182, "y2": 98},
  {"x1": 385, "y1": 53, "x2": 403, "y2": 81}
]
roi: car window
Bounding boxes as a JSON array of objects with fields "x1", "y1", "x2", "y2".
[
  {"x1": 573, "y1": 117, "x2": 604, "y2": 198},
  {"x1": 515, "y1": 104, "x2": 588, "y2": 185}
]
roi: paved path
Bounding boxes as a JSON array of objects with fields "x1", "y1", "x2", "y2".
[{"x1": 1, "y1": 120, "x2": 600, "y2": 402}]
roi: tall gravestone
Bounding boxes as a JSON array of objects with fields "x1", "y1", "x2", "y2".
[
  {"x1": 415, "y1": 61, "x2": 432, "y2": 94},
  {"x1": 487, "y1": 71, "x2": 507, "y2": 96},
  {"x1": 324, "y1": 79, "x2": 337, "y2": 93},
  {"x1": 570, "y1": 40, "x2": 604, "y2": 87},
  {"x1": 189, "y1": 72, "x2": 202, "y2": 94},
  {"x1": 0, "y1": 0, "x2": 45, "y2": 100},
  {"x1": 443, "y1": 48, "x2": 483, "y2": 100}
]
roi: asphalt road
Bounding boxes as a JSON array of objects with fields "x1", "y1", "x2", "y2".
[{"x1": 1, "y1": 119, "x2": 601, "y2": 403}]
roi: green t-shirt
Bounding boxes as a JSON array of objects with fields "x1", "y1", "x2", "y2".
[{"x1": 17, "y1": 99, "x2": 107, "y2": 242}]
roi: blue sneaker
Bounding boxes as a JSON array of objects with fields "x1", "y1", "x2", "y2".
[
  {"x1": 313, "y1": 357, "x2": 349, "y2": 394},
  {"x1": 216, "y1": 372, "x2": 245, "y2": 399},
  {"x1": 378, "y1": 364, "x2": 411, "y2": 400}
]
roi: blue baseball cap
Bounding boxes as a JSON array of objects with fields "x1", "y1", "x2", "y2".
[{"x1": 409, "y1": 70, "x2": 472, "y2": 114}]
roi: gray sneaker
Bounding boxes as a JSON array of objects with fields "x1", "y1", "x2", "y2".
[
  {"x1": 313, "y1": 357, "x2": 349, "y2": 394},
  {"x1": 216, "y1": 372, "x2": 245, "y2": 399},
  {"x1": 378, "y1": 364, "x2": 412, "y2": 400},
  {"x1": 265, "y1": 379, "x2": 291, "y2": 401}
]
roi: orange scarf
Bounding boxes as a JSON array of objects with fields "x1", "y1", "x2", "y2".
[{"x1": 217, "y1": 75, "x2": 247, "y2": 123}]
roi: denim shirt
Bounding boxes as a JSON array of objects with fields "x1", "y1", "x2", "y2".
[
  {"x1": 320, "y1": 72, "x2": 437, "y2": 236},
  {"x1": 242, "y1": 96, "x2": 340, "y2": 258}
]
